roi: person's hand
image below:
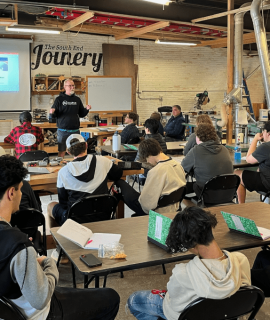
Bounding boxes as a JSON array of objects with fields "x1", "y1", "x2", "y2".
[
  {"x1": 255, "y1": 133, "x2": 263, "y2": 141},
  {"x1": 86, "y1": 105, "x2": 91, "y2": 110},
  {"x1": 37, "y1": 256, "x2": 47, "y2": 265},
  {"x1": 50, "y1": 108, "x2": 55, "y2": 114}
]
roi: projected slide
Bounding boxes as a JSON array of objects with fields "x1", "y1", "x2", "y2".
[{"x1": 0, "y1": 53, "x2": 19, "y2": 91}]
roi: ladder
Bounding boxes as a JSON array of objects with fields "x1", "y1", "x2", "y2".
[{"x1": 242, "y1": 72, "x2": 255, "y2": 120}]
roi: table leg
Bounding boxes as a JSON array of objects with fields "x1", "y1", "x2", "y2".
[
  {"x1": 97, "y1": 136, "x2": 103, "y2": 146},
  {"x1": 116, "y1": 200, "x2": 124, "y2": 219},
  {"x1": 84, "y1": 275, "x2": 88, "y2": 288}
]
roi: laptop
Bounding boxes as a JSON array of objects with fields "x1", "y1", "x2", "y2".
[
  {"x1": 27, "y1": 167, "x2": 51, "y2": 175},
  {"x1": 221, "y1": 211, "x2": 270, "y2": 240},
  {"x1": 147, "y1": 210, "x2": 172, "y2": 250}
]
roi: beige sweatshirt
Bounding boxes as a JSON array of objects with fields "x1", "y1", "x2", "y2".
[
  {"x1": 163, "y1": 250, "x2": 251, "y2": 320},
  {"x1": 138, "y1": 158, "x2": 186, "y2": 214}
]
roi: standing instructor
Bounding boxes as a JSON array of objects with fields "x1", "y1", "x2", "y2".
[{"x1": 50, "y1": 78, "x2": 91, "y2": 158}]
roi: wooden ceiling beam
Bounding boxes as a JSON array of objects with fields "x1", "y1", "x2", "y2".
[
  {"x1": 196, "y1": 32, "x2": 256, "y2": 47},
  {"x1": 114, "y1": 21, "x2": 170, "y2": 40},
  {"x1": 191, "y1": 2, "x2": 270, "y2": 24},
  {"x1": 62, "y1": 11, "x2": 94, "y2": 31},
  {"x1": 38, "y1": 17, "x2": 218, "y2": 41}
]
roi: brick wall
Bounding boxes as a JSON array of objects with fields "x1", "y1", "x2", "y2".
[{"x1": 0, "y1": 28, "x2": 265, "y2": 122}]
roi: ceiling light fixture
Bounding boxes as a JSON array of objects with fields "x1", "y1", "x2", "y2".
[
  {"x1": 155, "y1": 39, "x2": 199, "y2": 45},
  {"x1": 6, "y1": 25, "x2": 62, "y2": 34},
  {"x1": 143, "y1": 0, "x2": 171, "y2": 5}
]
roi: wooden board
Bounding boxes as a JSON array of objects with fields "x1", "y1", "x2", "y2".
[{"x1": 86, "y1": 76, "x2": 133, "y2": 113}]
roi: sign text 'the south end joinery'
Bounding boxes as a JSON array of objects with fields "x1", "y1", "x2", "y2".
[{"x1": 31, "y1": 44, "x2": 103, "y2": 72}]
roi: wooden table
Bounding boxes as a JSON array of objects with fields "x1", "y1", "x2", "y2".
[
  {"x1": 34, "y1": 121, "x2": 95, "y2": 153},
  {"x1": 51, "y1": 202, "x2": 270, "y2": 288},
  {"x1": 28, "y1": 158, "x2": 143, "y2": 219},
  {"x1": 81, "y1": 125, "x2": 144, "y2": 146},
  {"x1": 100, "y1": 141, "x2": 185, "y2": 158}
]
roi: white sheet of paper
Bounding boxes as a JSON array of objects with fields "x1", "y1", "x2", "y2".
[
  {"x1": 232, "y1": 215, "x2": 245, "y2": 231},
  {"x1": 85, "y1": 233, "x2": 121, "y2": 249},
  {"x1": 155, "y1": 216, "x2": 163, "y2": 240}
]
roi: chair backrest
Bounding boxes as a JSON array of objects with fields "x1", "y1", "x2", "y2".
[
  {"x1": 0, "y1": 296, "x2": 26, "y2": 320},
  {"x1": 10, "y1": 208, "x2": 47, "y2": 256},
  {"x1": 198, "y1": 174, "x2": 240, "y2": 206},
  {"x1": 67, "y1": 194, "x2": 118, "y2": 224},
  {"x1": 156, "y1": 186, "x2": 186, "y2": 210},
  {"x1": 178, "y1": 286, "x2": 265, "y2": 320},
  {"x1": 19, "y1": 150, "x2": 49, "y2": 162}
]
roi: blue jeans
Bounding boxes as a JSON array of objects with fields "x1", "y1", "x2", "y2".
[{"x1": 127, "y1": 290, "x2": 167, "y2": 320}]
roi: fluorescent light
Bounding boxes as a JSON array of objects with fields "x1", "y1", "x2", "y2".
[
  {"x1": 144, "y1": 0, "x2": 171, "y2": 5},
  {"x1": 155, "y1": 39, "x2": 198, "y2": 46},
  {"x1": 6, "y1": 25, "x2": 62, "y2": 34}
]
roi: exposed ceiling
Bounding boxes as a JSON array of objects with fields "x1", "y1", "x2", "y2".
[{"x1": 0, "y1": 0, "x2": 269, "y2": 49}]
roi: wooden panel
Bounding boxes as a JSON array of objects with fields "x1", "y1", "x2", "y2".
[
  {"x1": 226, "y1": 0, "x2": 234, "y2": 144},
  {"x1": 253, "y1": 103, "x2": 267, "y2": 121},
  {"x1": 102, "y1": 44, "x2": 136, "y2": 112}
]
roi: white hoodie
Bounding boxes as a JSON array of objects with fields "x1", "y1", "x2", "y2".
[{"x1": 163, "y1": 250, "x2": 251, "y2": 320}]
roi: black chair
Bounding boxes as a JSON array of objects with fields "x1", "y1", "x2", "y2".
[
  {"x1": 131, "y1": 174, "x2": 146, "y2": 192},
  {"x1": 19, "y1": 150, "x2": 49, "y2": 162},
  {"x1": 158, "y1": 286, "x2": 265, "y2": 320},
  {"x1": 57, "y1": 194, "x2": 118, "y2": 288},
  {"x1": 185, "y1": 174, "x2": 240, "y2": 208},
  {"x1": 155, "y1": 186, "x2": 186, "y2": 212},
  {"x1": 67, "y1": 194, "x2": 118, "y2": 224},
  {"x1": 10, "y1": 208, "x2": 47, "y2": 256},
  {"x1": 258, "y1": 190, "x2": 270, "y2": 203},
  {"x1": 0, "y1": 296, "x2": 27, "y2": 320}
]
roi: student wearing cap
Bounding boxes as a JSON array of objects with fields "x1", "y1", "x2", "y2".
[
  {"x1": 4, "y1": 111, "x2": 44, "y2": 159},
  {"x1": 47, "y1": 134, "x2": 123, "y2": 226}
]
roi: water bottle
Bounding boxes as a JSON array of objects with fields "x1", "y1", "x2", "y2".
[
  {"x1": 112, "y1": 131, "x2": 121, "y2": 151},
  {"x1": 234, "y1": 139, "x2": 241, "y2": 162}
]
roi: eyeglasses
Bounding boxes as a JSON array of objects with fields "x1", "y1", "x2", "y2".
[{"x1": 64, "y1": 85, "x2": 75, "y2": 88}]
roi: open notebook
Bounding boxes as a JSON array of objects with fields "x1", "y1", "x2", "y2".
[
  {"x1": 57, "y1": 219, "x2": 121, "y2": 249},
  {"x1": 221, "y1": 211, "x2": 270, "y2": 240}
]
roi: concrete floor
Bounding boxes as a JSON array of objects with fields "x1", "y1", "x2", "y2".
[{"x1": 41, "y1": 182, "x2": 270, "y2": 320}]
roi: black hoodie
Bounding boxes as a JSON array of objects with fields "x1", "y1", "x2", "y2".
[
  {"x1": 0, "y1": 222, "x2": 33, "y2": 299},
  {"x1": 51, "y1": 92, "x2": 89, "y2": 130}
]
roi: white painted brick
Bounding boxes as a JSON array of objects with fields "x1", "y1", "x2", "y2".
[{"x1": 0, "y1": 27, "x2": 265, "y2": 122}]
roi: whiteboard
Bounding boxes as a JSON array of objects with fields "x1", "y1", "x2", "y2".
[{"x1": 86, "y1": 76, "x2": 133, "y2": 112}]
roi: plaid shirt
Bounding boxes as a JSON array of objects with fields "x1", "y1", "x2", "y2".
[{"x1": 4, "y1": 122, "x2": 44, "y2": 159}]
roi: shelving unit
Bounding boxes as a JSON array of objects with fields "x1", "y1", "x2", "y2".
[{"x1": 32, "y1": 76, "x2": 85, "y2": 95}]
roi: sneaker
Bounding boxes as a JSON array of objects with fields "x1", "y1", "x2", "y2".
[
  {"x1": 50, "y1": 248, "x2": 69, "y2": 264},
  {"x1": 51, "y1": 248, "x2": 59, "y2": 262}
]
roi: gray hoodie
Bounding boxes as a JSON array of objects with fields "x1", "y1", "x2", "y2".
[
  {"x1": 163, "y1": 250, "x2": 251, "y2": 320},
  {"x1": 181, "y1": 140, "x2": 233, "y2": 188}
]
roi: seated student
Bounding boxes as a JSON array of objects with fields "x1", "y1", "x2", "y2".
[
  {"x1": 4, "y1": 111, "x2": 44, "y2": 159},
  {"x1": 115, "y1": 138, "x2": 186, "y2": 216},
  {"x1": 20, "y1": 180, "x2": 42, "y2": 212},
  {"x1": 135, "y1": 118, "x2": 167, "y2": 170},
  {"x1": 48, "y1": 134, "x2": 123, "y2": 226},
  {"x1": 182, "y1": 123, "x2": 233, "y2": 200},
  {"x1": 235, "y1": 121, "x2": 270, "y2": 203},
  {"x1": 184, "y1": 114, "x2": 215, "y2": 156},
  {"x1": 251, "y1": 248, "x2": 270, "y2": 297},
  {"x1": 121, "y1": 112, "x2": 140, "y2": 144},
  {"x1": 150, "y1": 111, "x2": 164, "y2": 136},
  {"x1": 164, "y1": 105, "x2": 185, "y2": 142},
  {"x1": 0, "y1": 155, "x2": 120, "y2": 320},
  {"x1": 127, "y1": 206, "x2": 251, "y2": 320}
]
